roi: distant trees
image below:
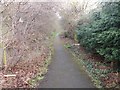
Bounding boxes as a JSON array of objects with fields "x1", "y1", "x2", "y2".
[{"x1": 59, "y1": 0, "x2": 98, "y2": 39}]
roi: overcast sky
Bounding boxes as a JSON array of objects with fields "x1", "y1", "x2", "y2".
[{"x1": 1, "y1": 0, "x2": 119, "y2": 3}]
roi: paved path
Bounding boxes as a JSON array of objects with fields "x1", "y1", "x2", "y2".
[{"x1": 38, "y1": 35, "x2": 95, "y2": 88}]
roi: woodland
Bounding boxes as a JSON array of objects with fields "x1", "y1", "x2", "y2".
[{"x1": 0, "y1": 0, "x2": 120, "y2": 88}]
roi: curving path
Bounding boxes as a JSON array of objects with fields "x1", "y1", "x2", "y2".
[{"x1": 38, "y1": 35, "x2": 95, "y2": 88}]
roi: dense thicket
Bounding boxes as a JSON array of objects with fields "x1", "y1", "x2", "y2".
[
  {"x1": 0, "y1": 2, "x2": 60, "y2": 67},
  {"x1": 76, "y1": 2, "x2": 120, "y2": 62}
]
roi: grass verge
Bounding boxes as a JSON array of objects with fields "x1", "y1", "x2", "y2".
[
  {"x1": 62, "y1": 38, "x2": 119, "y2": 88},
  {"x1": 28, "y1": 34, "x2": 55, "y2": 87}
]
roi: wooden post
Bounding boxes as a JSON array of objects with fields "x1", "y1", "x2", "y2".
[
  {"x1": 0, "y1": 48, "x2": 3, "y2": 69},
  {"x1": 0, "y1": 4, "x2": 7, "y2": 70},
  {"x1": 0, "y1": 7, "x2": 3, "y2": 69}
]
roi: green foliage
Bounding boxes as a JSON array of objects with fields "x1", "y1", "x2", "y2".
[
  {"x1": 64, "y1": 43, "x2": 71, "y2": 48},
  {"x1": 76, "y1": 2, "x2": 120, "y2": 61},
  {"x1": 51, "y1": 31, "x2": 57, "y2": 38}
]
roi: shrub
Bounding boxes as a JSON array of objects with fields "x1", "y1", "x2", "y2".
[{"x1": 76, "y1": 2, "x2": 120, "y2": 62}]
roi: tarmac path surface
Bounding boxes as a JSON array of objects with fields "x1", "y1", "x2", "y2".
[{"x1": 38, "y1": 35, "x2": 95, "y2": 88}]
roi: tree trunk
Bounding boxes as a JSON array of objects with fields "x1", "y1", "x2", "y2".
[{"x1": 111, "y1": 61, "x2": 119, "y2": 71}]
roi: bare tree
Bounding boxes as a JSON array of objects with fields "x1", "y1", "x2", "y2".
[{"x1": 0, "y1": 1, "x2": 61, "y2": 67}]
